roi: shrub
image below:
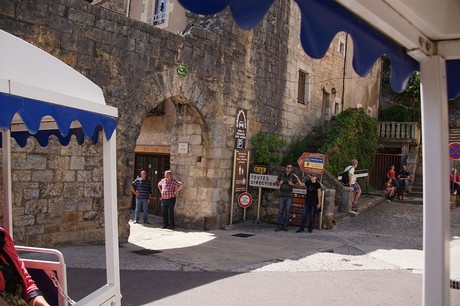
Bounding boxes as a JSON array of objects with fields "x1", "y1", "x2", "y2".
[
  {"x1": 320, "y1": 109, "x2": 379, "y2": 175},
  {"x1": 251, "y1": 132, "x2": 287, "y2": 166},
  {"x1": 282, "y1": 126, "x2": 327, "y2": 165},
  {"x1": 380, "y1": 103, "x2": 413, "y2": 122}
]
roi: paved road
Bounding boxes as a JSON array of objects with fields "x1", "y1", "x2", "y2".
[{"x1": 54, "y1": 200, "x2": 460, "y2": 305}]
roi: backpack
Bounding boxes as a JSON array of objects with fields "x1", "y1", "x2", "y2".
[{"x1": 341, "y1": 166, "x2": 352, "y2": 185}]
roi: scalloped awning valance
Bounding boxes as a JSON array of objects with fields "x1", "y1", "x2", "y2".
[
  {"x1": 0, "y1": 29, "x2": 117, "y2": 147},
  {"x1": 178, "y1": 0, "x2": 460, "y2": 99}
]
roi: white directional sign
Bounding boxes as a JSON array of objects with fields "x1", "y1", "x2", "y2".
[{"x1": 249, "y1": 173, "x2": 279, "y2": 189}]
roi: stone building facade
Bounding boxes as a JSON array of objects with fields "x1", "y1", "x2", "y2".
[{"x1": 0, "y1": 0, "x2": 380, "y2": 246}]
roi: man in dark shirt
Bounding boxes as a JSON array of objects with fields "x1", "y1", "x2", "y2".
[
  {"x1": 131, "y1": 170, "x2": 152, "y2": 224},
  {"x1": 275, "y1": 164, "x2": 298, "y2": 231},
  {"x1": 397, "y1": 164, "x2": 411, "y2": 194}
]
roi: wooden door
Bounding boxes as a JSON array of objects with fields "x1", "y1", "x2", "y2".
[{"x1": 133, "y1": 154, "x2": 170, "y2": 215}]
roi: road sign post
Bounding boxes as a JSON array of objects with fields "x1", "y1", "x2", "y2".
[{"x1": 238, "y1": 192, "x2": 253, "y2": 221}]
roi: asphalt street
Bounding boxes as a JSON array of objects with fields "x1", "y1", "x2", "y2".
[{"x1": 51, "y1": 200, "x2": 460, "y2": 305}]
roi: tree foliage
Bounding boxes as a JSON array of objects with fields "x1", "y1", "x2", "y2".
[
  {"x1": 380, "y1": 103, "x2": 414, "y2": 122},
  {"x1": 251, "y1": 132, "x2": 287, "y2": 166},
  {"x1": 380, "y1": 56, "x2": 421, "y2": 123},
  {"x1": 320, "y1": 109, "x2": 380, "y2": 175},
  {"x1": 282, "y1": 126, "x2": 327, "y2": 165}
]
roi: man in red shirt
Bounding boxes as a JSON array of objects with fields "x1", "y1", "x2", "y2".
[{"x1": 158, "y1": 170, "x2": 183, "y2": 229}]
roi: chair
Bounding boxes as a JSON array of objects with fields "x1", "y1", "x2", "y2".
[{"x1": 15, "y1": 246, "x2": 69, "y2": 306}]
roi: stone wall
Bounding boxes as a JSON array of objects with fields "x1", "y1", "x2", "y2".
[
  {"x1": 0, "y1": 0, "x2": 381, "y2": 246},
  {"x1": 0, "y1": 138, "x2": 105, "y2": 246}
]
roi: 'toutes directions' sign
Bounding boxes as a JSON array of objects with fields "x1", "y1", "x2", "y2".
[{"x1": 249, "y1": 174, "x2": 279, "y2": 189}]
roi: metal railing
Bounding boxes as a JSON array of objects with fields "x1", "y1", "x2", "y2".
[
  {"x1": 378, "y1": 122, "x2": 420, "y2": 142},
  {"x1": 147, "y1": 12, "x2": 166, "y2": 25}
]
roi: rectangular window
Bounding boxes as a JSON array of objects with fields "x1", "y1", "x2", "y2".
[
  {"x1": 339, "y1": 41, "x2": 345, "y2": 55},
  {"x1": 153, "y1": 0, "x2": 166, "y2": 25},
  {"x1": 297, "y1": 70, "x2": 310, "y2": 104},
  {"x1": 334, "y1": 102, "x2": 340, "y2": 114}
]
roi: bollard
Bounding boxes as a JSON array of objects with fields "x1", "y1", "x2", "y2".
[
  {"x1": 341, "y1": 186, "x2": 354, "y2": 212},
  {"x1": 452, "y1": 194, "x2": 458, "y2": 209}
]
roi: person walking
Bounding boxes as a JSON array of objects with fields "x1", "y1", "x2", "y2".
[
  {"x1": 295, "y1": 173, "x2": 322, "y2": 233},
  {"x1": 131, "y1": 170, "x2": 152, "y2": 224},
  {"x1": 343, "y1": 159, "x2": 361, "y2": 211},
  {"x1": 274, "y1": 164, "x2": 298, "y2": 231},
  {"x1": 158, "y1": 170, "x2": 183, "y2": 229}
]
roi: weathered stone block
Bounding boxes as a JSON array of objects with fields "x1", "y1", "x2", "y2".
[
  {"x1": 31, "y1": 170, "x2": 54, "y2": 182},
  {"x1": 70, "y1": 156, "x2": 85, "y2": 170},
  {"x1": 78, "y1": 198, "x2": 93, "y2": 211},
  {"x1": 14, "y1": 215, "x2": 35, "y2": 227},
  {"x1": 12, "y1": 170, "x2": 31, "y2": 182},
  {"x1": 63, "y1": 212, "x2": 82, "y2": 223},
  {"x1": 24, "y1": 155, "x2": 47, "y2": 170},
  {"x1": 68, "y1": 7, "x2": 95, "y2": 26},
  {"x1": 63, "y1": 182, "x2": 84, "y2": 198},
  {"x1": 47, "y1": 156, "x2": 70, "y2": 170},
  {"x1": 23, "y1": 188, "x2": 40, "y2": 200},
  {"x1": 83, "y1": 182, "x2": 103, "y2": 198},
  {"x1": 25, "y1": 224, "x2": 45, "y2": 235},
  {"x1": 341, "y1": 187, "x2": 354, "y2": 212},
  {"x1": 77, "y1": 170, "x2": 92, "y2": 182},
  {"x1": 54, "y1": 170, "x2": 76, "y2": 182}
]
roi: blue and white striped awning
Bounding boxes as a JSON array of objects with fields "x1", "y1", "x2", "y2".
[
  {"x1": 178, "y1": 0, "x2": 460, "y2": 99},
  {"x1": 0, "y1": 29, "x2": 117, "y2": 147}
]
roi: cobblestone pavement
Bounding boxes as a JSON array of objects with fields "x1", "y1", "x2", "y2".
[
  {"x1": 33, "y1": 197, "x2": 460, "y2": 304},
  {"x1": 55, "y1": 198, "x2": 460, "y2": 277}
]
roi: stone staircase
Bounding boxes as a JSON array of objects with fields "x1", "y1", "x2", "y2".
[{"x1": 410, "y1": 163, "x2": 423, "y2": 198}]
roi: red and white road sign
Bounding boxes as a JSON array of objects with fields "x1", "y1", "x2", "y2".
[
  {"x1": 237, "y1": 192, "x2": 253, "y2": 208},
  {"x1": 449, "y1": 142, "x2": 460, "y2": 160}
]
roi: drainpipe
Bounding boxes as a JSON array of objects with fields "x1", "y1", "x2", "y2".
[
  {"x1": 126, "y1": 0, "x2": 132, "y2": 17},
  {"x1": 341, "y1": 33, "x2": 348, "y2": 112}
]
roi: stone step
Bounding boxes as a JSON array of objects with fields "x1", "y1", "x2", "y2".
[
  {"x1": 348, "y1": 194, "x2": 385, "y2": 216},
  {"x1": 391, "y1": 195, "x2": 423, "y2": 205}
]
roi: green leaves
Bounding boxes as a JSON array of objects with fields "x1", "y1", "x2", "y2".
[
  {"x1": 251, "y1": 132, "x2": 287, "y2": 166},
  {"x1": 320, "y1": 109, "x2": 379, "y2": 175},
  {"x1": 281, "y1": 127, "x2": 327, "y2": 165}
]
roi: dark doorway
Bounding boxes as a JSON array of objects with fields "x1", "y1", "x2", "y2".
[
  {"x1": 133, "y1": 154, "x2": 170, "y2": 215},
  {"x1": 370, "y1": 153, "x2": 402, "y2": 189}
]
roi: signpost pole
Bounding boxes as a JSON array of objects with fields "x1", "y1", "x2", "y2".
[
  {"x1": 319, "y1": 188, "x2": 324, "y2": 230},
  {"x1": 230, "y1": 150, "x2": 237, "y2": 225},
  {"x1": 256, "y1": 187, "x2": 262, "y2": 223},
  {"x1": 243, "y1": 207, "x2": 246, "y2": 221}
]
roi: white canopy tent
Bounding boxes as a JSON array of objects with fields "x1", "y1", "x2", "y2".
[
  {"x1": 0, "y1": 29, "x2": 121, "y2": 305},
  {"x1": 178, "y1": 0, "x2": 460, "y2": 304}
]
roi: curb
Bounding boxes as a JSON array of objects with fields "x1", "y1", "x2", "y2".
[{"x1": 348, "y1": 195, "x2": 386, "y2": 216}]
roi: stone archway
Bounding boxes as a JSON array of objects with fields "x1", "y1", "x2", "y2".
[{"x1": 118, "y1": 68, "x2": 234, "y2": 230}]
